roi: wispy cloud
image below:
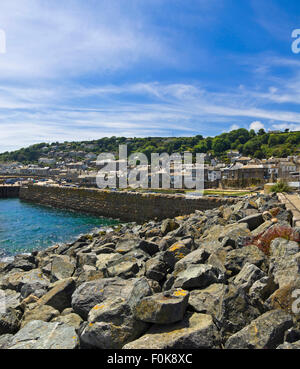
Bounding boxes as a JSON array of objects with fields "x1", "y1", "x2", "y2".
[{"x1": 0, "y1": 1, "x2": 299, "y2": 152}]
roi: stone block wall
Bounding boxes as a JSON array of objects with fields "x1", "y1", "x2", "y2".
[{"x1": 19, "y1": 185, "x2": 237, "y2": 223}]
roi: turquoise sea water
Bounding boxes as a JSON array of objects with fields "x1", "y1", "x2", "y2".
[{"x1": 0, "y1": 198, "x2": 119, "y2": 258}]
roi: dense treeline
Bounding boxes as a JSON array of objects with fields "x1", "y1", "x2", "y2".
[{"x1": 0, "y1": 129, "x2": 299, "y2": 164}]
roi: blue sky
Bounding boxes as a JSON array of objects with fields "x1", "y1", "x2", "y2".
[{"x1": 0, "y1": 0, "x2": 299, "y2": 152}]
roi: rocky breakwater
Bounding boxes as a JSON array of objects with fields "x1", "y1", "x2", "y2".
[{"x1": 0, "y1": 193, "x2": 300, "y2": 349}]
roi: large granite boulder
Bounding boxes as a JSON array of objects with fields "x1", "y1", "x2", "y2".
[
  {"x1": 123, "y1": 312, "x2": 221, "y2": 349},
  {"x1": 37, "y1": 278, "x2": 76, "y2": 312},
  {"x1": 72, "y1": 277, "x2": 152, "y2": 319},
  {"x1": 0, "y1": 269, "x2": 49, "y2": 293},
  {"x1": 50, "y1": 255, "x2": 75, "y2": 282},
  {"x1": 173, "y1": 264, "x2": 225, "y2": 290},
  {"x1": 21, "y1": 305, "x2": 60, "y2": 328},
  {"x1": 188, "y1": 284, "x2": 228, "y2": 316},
  {"x1": 6, "y1": 320, "x2": 79, "y2": 349},
  {"x1": 79, "y1": 297, "x2": 149, "y2": 349},
  {"x1": 133, "y1": 289, "x2": 189, "y2": 324},
  {"x1": 225, "y1": 310, "x2": 293, "y2": 349},
  {"x1": 224, "y1": 245, "x2": 266, "y2": 275}
]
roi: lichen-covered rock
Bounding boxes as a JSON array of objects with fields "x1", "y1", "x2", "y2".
[
  {"x1": 115, "y1": 237, "x2": 140, "y2": 254},
  {"x1": 133, "y1": 289, "x2": 189, "y2": 324},
  {"x1": 173, "y1": 249, "x2": 209, "y2": 276},
  {"x1": 225, "y1": 310, "x2": 293, "y2": 349},
  {"x1": 80, "y1": 297, "x2": 149, "y2": 349},
  {"x1": 163, "y1": 242, "x2": 191, "y2": 268},
  {"x1": 123, "y1": 312, "x2": 221, "y2": 349},
  {"x1": 7, "y1": 320, "x2": 79, "y2": 349}
]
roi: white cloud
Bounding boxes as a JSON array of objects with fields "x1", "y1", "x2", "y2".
[
  {"x1": 249, "y1": 121, "x2": 265, "y2": 131},
  {"x1": 0, "y1": 0, "x2": 175, "y2": 80},
  {"x1": 271, "y1": 123, "x2": 300, "y2": 132},
  {"x1": 230, "y1": 124, "x2": 240, "y2": 131}
]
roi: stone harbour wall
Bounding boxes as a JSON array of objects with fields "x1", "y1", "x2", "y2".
[
  {"x1": 0, "y1": 186, "x2": 20, "y2": 198},
  {"x1": 19, "y1": 185, "x2": 238, "y2": 222}
]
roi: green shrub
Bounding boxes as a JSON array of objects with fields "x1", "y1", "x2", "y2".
[{"x1": 270, "y1": 181, "x2": 292, "y2": 193}]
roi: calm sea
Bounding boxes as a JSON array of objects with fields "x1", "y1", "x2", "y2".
[{"x1": 0, "y1": 198, "x2": 119, "y2": 259}]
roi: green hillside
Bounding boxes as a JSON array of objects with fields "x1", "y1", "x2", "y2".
[{"x1": 0, "y1": 128, "x2": 299, "y2": 164}]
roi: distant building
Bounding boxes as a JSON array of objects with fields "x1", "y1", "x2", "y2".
[{"x1": 38, "y1": 158, "x2": 56, "y2": 165}]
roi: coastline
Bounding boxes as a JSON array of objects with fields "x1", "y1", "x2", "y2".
[{"x1": 1, "y1": 192, "x2": 300, "y2": 349}]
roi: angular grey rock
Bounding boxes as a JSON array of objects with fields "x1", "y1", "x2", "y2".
[
  {"x1": 188, "y1": 284, "x2": 228, "y2": 316},
  {"x1": 161, "y1": 219, "x2": 179, "y2": 235},
  {"x1": 106, "y1": 256, "x2": 139, "y2": 279},
  {"x1": 0, "y1": 308, "x2": 20, "y2": 334},
  {"x1": 269, "y1": 238, "x2": 300, "y2": 288},
  {"x1": 173, "y1": 264, "x2": 225, "y2": 290},
  {"x1": 0, "y1": 289, "x2": 21, "y2": 310},
  {"x1": 215, "y1": 285, "x2": 261, "y2": 338},
  {"x1": 225, "y1": 310, "x2": 293, "y2": 349},
  {"x1": 52, "y1": 313, "x2": 83, "y2": 329},
  {"x1": 37, "y1": 278, "x2": 76, "y2": 312},
  {"x1": 0, "y1": 269, "x2": 49, "y2": 293},
  {"x1": 123, "y1": 312, "x2": 221, "y2": 349},
  {"x1": 173, "y1": 248, "x2": 209, "y2": 276},
  {"x1": 21, "y1": 305, "x2": 60, "y2": 328},
  {"x1": 80, "y1": 297, "x2": 149, "y2": 349},
  {"x1": 115, "y1": 237, "x2": 141, "y2": 254},
  {"x1": 72, "y1": 277, "x2": 152, "y2": 319},
  {"x1": 277, "y1": 341, "x2": 300, "y2": 349},
  {"x1": 163, "y1": 242, "x2": 191, "y2": 268},
  {"x1": 249, "y1": 276, "x2": 278, "y2": 302},
  {"x1": 145, "y1": 255, "x2": 169, "y2": 282},
  {"x1": 7, "y1": 320, "x2": 79, "y2": 349},
  {"x1": 4, "y1": 255, "x2": 36, "y2": 272},
  {"x1": 138, "y1": 240, "x2": 159, "y2": 256},
  {"x1": 133, "y1": 289, "x2": 189, "y2": 324},
  {"x1": 225, "y1": 245, "x2": 266, "y2": 275},
  {"x1": 0, "y1": 333, "x2": 13, "y2": 349},
  {"x1": 51, "y1": 255, "x2": 75, "y2": 282},
  {"x1": 238, "y1": 214, "x2": 264, "y2": 231},
  {"x1": 233, "y1": 263, "x2": 265, "y2": 292}
]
